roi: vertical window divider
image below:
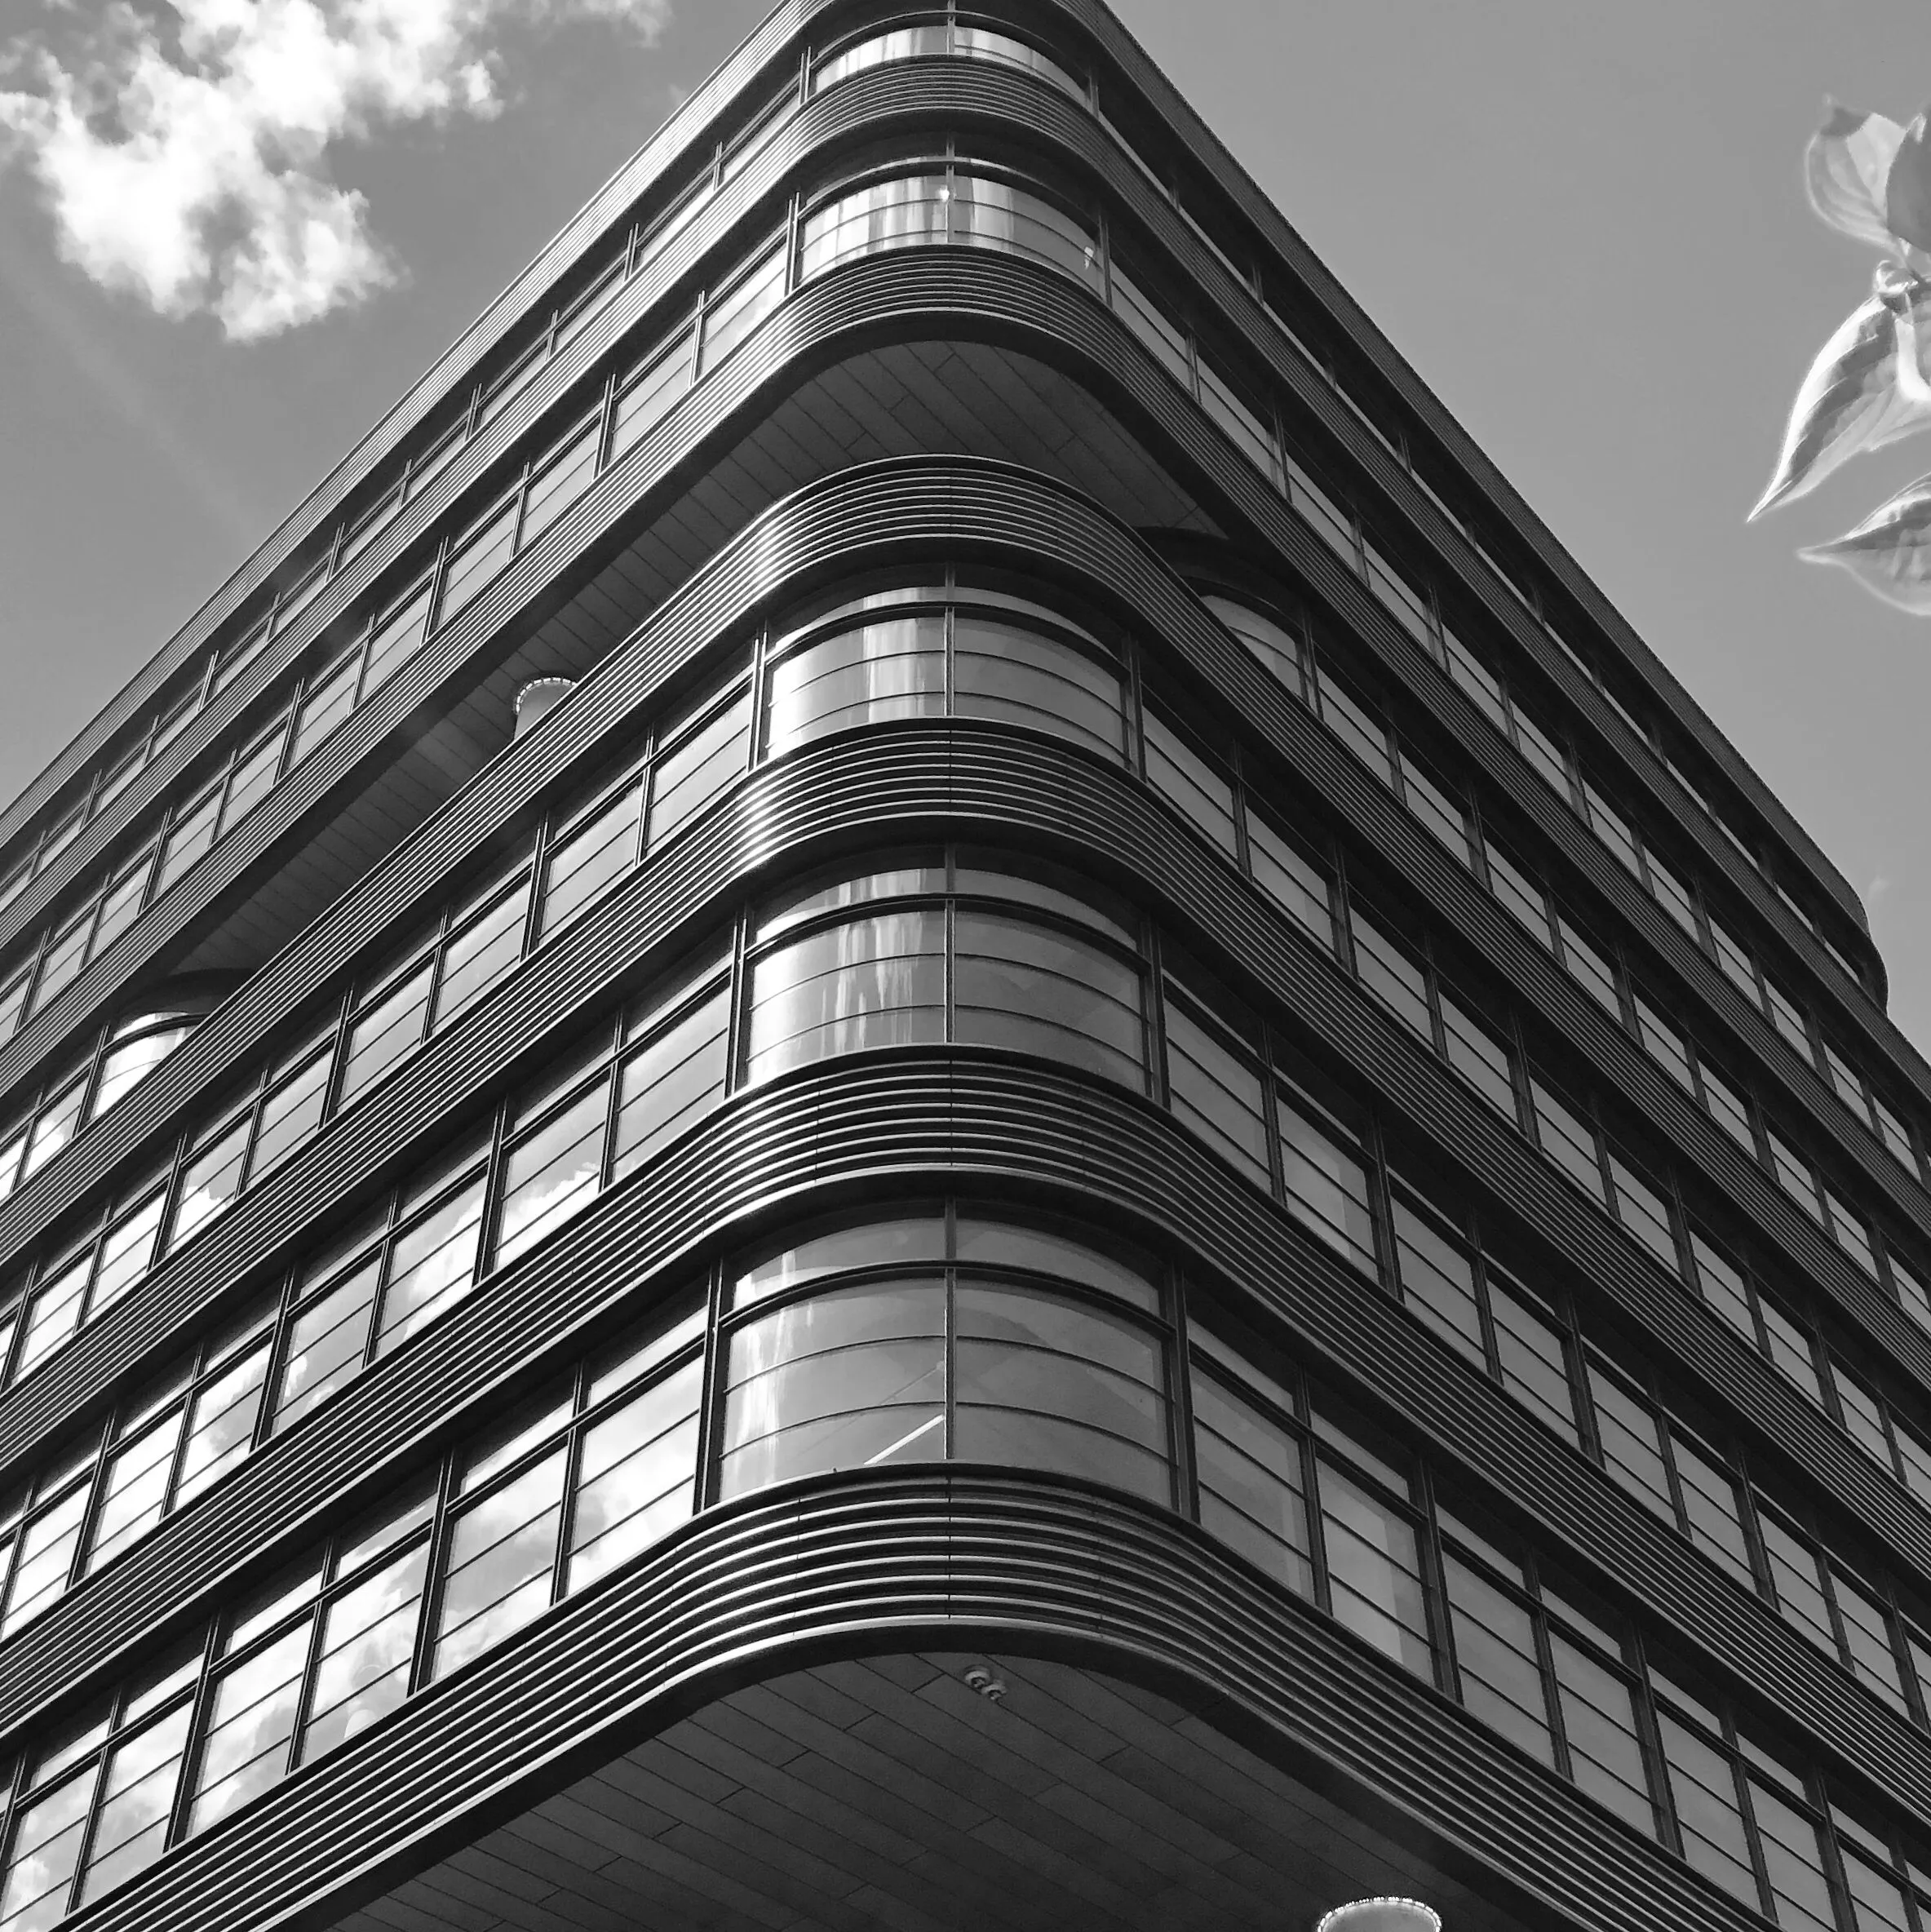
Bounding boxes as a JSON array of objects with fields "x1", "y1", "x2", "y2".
[
  {"x1": 550, "y1": 1361, "x2": 591, "y2": 1611},
  {"x1": 1144, "y1": 928, "x2": 1170, "y2": 1112},
  {"x1": 721, "y1": 909, "x2": 751, "y2": 1101},
  {"x1": 165, "y1": 1617, "x2": 225, "y2": 1851},
  {"x1": 409, "y1": 1449, "x2": 463, "y2": 1699},
  {"x1": 1168, "y1": 1266, "x2": 1199, "y2": 1522},
  {"x1": 943, "y1": 1203, "x2": 959, "y2": 1463},
  {"x1": 693, "y1": 1257, "x2": 728, "y2": 1512}
]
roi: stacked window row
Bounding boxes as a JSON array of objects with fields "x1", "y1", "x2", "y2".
[
  {"x1": 1205, "y1": 593, "x2": 1931, "y2": 1359},
  {"x1": 1096, "y1": 51, "x2": 1872, "y2": 991},
  {"x1": 0, "y1": 571, "x2": 1319, "y2": 1394},
  {"x1": 0, "y1": 569, "x2": 1925, "y2": 1708},
  {"x1": 2, "y1": 125, "x2": 1897, "y2": 1465},
  {"x1": 6, "y1": 1201, "x2": 1931, "y2": 1932},
  {"x1": 1105, "y1": 241, "x2": 1916, "y2": 1194}
]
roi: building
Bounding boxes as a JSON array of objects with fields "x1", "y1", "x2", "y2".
[{"x1": 3, "y1": 6, "x2": 1931, "y2": 1932}]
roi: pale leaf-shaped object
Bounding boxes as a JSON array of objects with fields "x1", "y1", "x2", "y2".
[
  {"x1": 1889, "y1": 106, "x2": 1931, "y2": 253},
  {"x1": 1806, "y1": 100, "x2": 1906, "y2": 247},
  {"x1": 1751, "y1": 273, "x2": 1931, "y2": 517},
  {"x1": 1801, "y1": 471, "x2": 1931, "y2": 612}
]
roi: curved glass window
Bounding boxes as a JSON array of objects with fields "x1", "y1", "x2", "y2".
[
  {"x1": 799, "y1": 164, "x2": 1100, "y2": 287},
  {"x1": 812, "y1": 21, "x2": 1083, "y2": 100},
  {"x1": 717, "y1": 1208, "x2": 1170, "y2": 1504},
  {"x1": 761, "y1": 586, "x2": 1125, "y2": 765},
  {"x1": 743, "y1": 857, "x2": 1145, "y2": 1090}
]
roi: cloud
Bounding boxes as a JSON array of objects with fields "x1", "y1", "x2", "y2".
[{"x1": 0, "y1": 0, "x2": 671, "y2": 340}]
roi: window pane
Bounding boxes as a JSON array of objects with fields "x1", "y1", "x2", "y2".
[
  {"x1": 78, "y1": 1703, "x2": 192, "y2": 1905},
  {"x1": 376, "y1": 1176, "x2": 487, "y2": 1353},
  {"x1": 517, "y1": 418, "x2": 601, "y2": 553},
  {"x1": 1165, "y1": 1003, "x2": 1269, "y2": 1188},
  {"x1": 956, "y1": 616, "x2": 1124, "y2": 762},
  {"x1": 1317, "y1": 669, "x2": 1393, "y2": 782},
  {"x1": 339, "y1": 960, "x2": 434, "y2": 1106},
  {"x1": 0, "y1": 1768, "x2": 92, "y2": 1928},
  {"x1": 567, "y1": 1358, "x2": 704, "y2": 1591},
  {"x1": 1205, "y1": 597, "x2": 1304, "y2": 699},
  {"x1": 609, "y1": 330, "x2": 693, "y2": 463},
  {"x1": 495, "y1": 1077, "x2": 610, "y2": 1267},
  {"x1": 249, "y1": 1049, "x2": 330, "y2": 1185},
  {"x1": 437, "y1": 495, "x2": 519, "y2": 624},
  {"x1": 1144, "y1": 711, "x2": 1238, "y2": 856},
  {"x1": 91, "y1": 1412, "x2": 185, "y2": 1571},
  {"x1": 175, "y1": 1340, "x2": 272, "y2": 1506},
  {"x1": 360, "y1": 583, "x2": 432, "y2": 693},
  {"x1": 539, "y1": 779, "x2": 642, "y2": 942},
  {"x1": 954, "y1": 1284, "x2": 1169, "y2": 1503},
  {"x1": 1247, "y1": 814, "x2": 1331, "y2": 946},
  {"x1": 1832, "y1": 1566, "x2": 1906, "y2": 1709},
  {"x1": 301, "y1": 1544, "x2": 429, "y2": 1761},
  {"x1": 191, "y1": 1623, "x2": 311, "y2": 1832},
  {"x1": 433, "y1": 881, "x2": 531, "y2": 1028},
  {"x1": 1318, "y1": 1462, "x2": 1431, "y2": 1673},
  {"x1": 612, "y1": 988, "x2": 731, "y2": 1181},
  {"x1": 1191, "y1": 1363, "x2": 1313, "y2": 1594},
  {"x1": 746, "y1": 911, "x2": 946, "y2": 1084},
  {"x1": 1440, "y1": 990, "x2": 1516, "y2": 1117},
  {"x1": 1751, "y1": 1782, "x2": 1836, "y2": 1932},
  {"x1": 954, "y1": 912, "x2": 1145, "y2": 1088},
  {"x1": 432, "y1": 1451, "x2": 568, "y2": 1678},
  {"x1": 1668, "y1": 1429, "x2": 1752, "y2": 1587},
  {"x1": 1278, "y1": 1090, "x2": 1378, "y2": 1273},
  {"x1": 1350, "y1": 910, "x2": 1431, "y2": 1041},
  {"x1": 1586, "y1": 1361, "x2": 1673, "y2": 1522},
  {"x1": 1444, "y1": 1555, "x2": 1552, "y2": 1762},
  {"x1": 1391, "y1": 1194, "x2": 1483, "y2": 1367},
  {"x1": 1551, "y1": 1634, "x2": 1652, "y2": 1832},
  {"x1": 168, "y1": 1113, "x2": 251, "y2": 1250},
  {"x1": 764, "y1": 616, "x2": 945, "y2": 756},
  {"x1": 1759, "y1": 1513, "x2": 1837, "y2": 1657},
  {"x1": 719, "y1": 1281, "x2": 946, "y2": 1496},
  {"x1": 274, "y1": 1259, "x2": 380, "y2": 1431},
  {"x1": 3, "y1": 1485, "x2": 89, "y2": 1633},
  {"x1": 154, "y1": 783, "x2": 222, "y2": 896},
  {"x1": 286, "y1": 653, "x2": 360, "y2": 768},
  {"x1": 698, "y1": 242, "x2": 786, "y2": 368},
  {"x1": 1488, "y1": 1278, "x2": 1577, "y2": 1442},
  {"x1": 647, "y1": 692, "x2": 751, "y2": 849},
  {"x1": 1610, "y1": 1154, "x2": 1678, "y2": 1272},
  {"x1": 1531, "y1": 1079, "x2": 1605, "y2": 1203},
  {"x1": 1659, "y1": 1715, "x2": 1756, "y2": 1903}
]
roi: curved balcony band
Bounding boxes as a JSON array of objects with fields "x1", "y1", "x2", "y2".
[
  {"x1": 6, "y1": 802, "x2": 1931, "y2": 1847},
  {"x1": 0, "y1": 1470, "x2": 1805, "y2": 1932},
  {"x1": 1, "y1": 442, "x2": 1927, "y2": 1558},
  {"x1": 0, "y1": 228, "x2": 1912, "y2": 1398},
  {"x1": 0, "y1": 45, "x2": 1878, "y2": 1091},
  {"x1": 0, "y1": 0, "x2": 1863, "y2": 989}
]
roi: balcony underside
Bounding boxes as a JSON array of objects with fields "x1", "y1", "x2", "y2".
[{"x1": 328, "y1": 1649, "x2": 1512, "y2": 1932}]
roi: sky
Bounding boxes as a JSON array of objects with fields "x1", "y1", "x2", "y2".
[{"x1": 0, "y1": 0, "x2": 1929, "y2": 1045}]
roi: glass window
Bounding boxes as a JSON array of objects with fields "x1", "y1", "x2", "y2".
[
  {"x1": 954, "y1": 911, "x2": 1144, "y2": 1086},
  {"x1": 1164, "y1": 999, "x2": 1269, "y2": 1188},
  {"x1": 1486, "y1": 1269, "x2": 1578, "y2": 1442},
  {"x1": 438, "y1": 494, "x2": 519, "y2": 625},
  {"x1": 1143, "y1": 709, "x2": 1238, "y2": 856},
  {"x1": 1247, "y1": 813, "x2": 1331, "y2": 947},
  {"x1": 746, "y1": 907, "x2": 946, "y2": 1083},
  {"x1": 432, "y1": 1448, "x2": 569, "y2": 1679},
  {"x1": 1207, "y1": 597, "x2": 1304, "y2": 701},
  {"x1": 1439, "y1": 987, "x2": 1516, "y2": 1118},
  {"x1": 539, "y1": 775, "x2": 644, "y2": 942},
  {"x1": 1278, "y1": 1080, "x2": 1377, "y2": 1273},
  {"x1": 1659, "y1": 1713, "x2": 1756, "y2": 1904},
  {"x1": 1349, "y1": 906, "x2": 1431, "y2": 1042},
  {"x1": 646, "y1": 689, "x2": 751, "y2": 850},
  {"x1": 1400, "y1": 753, "x2": 1468, "y2": 861},
  {"x1": 1550, "y1": 1630, "x2": 1650, "y2": 1832},
  {"x1": 1444, "y1": 1553, "x2": 1552, "y2": 1762},
  {"x1": 764, "y1": 613, "x2": 946, "y2": 756},
  {"x1": 1190, "y1": 1349, "x2": 1313, "y2": 1594},
  {"x1": 954, "y1": 609, "x2": 1124, "y2": 760},
  {"x1": 1557, "y1": 916, "x2": 1620, "y2": 1018},
  {"x1": 339, "y1": 959, "x2": 434, "y2": 1107},
  {"x1": 1316, "y1": 667, "x2": 1393, "y2": 783},
  {"x1": 1586, "y1": 1356, "x2": 1672, "y2": 1522},
  {"x1": 1390, "y1": 1190, "x2": 1483, "y2": 1367},
  {"x1": 1316, "y1": 1452, "x2": 1431, "y2": 1673},
  {"x1": 1531, "y1": 1077, "x2": 1605, "y2": 1204}
]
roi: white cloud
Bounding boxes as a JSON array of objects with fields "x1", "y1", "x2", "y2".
[{"x1": 0, "y1": 0, "x2": 671, "y2": 339}]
